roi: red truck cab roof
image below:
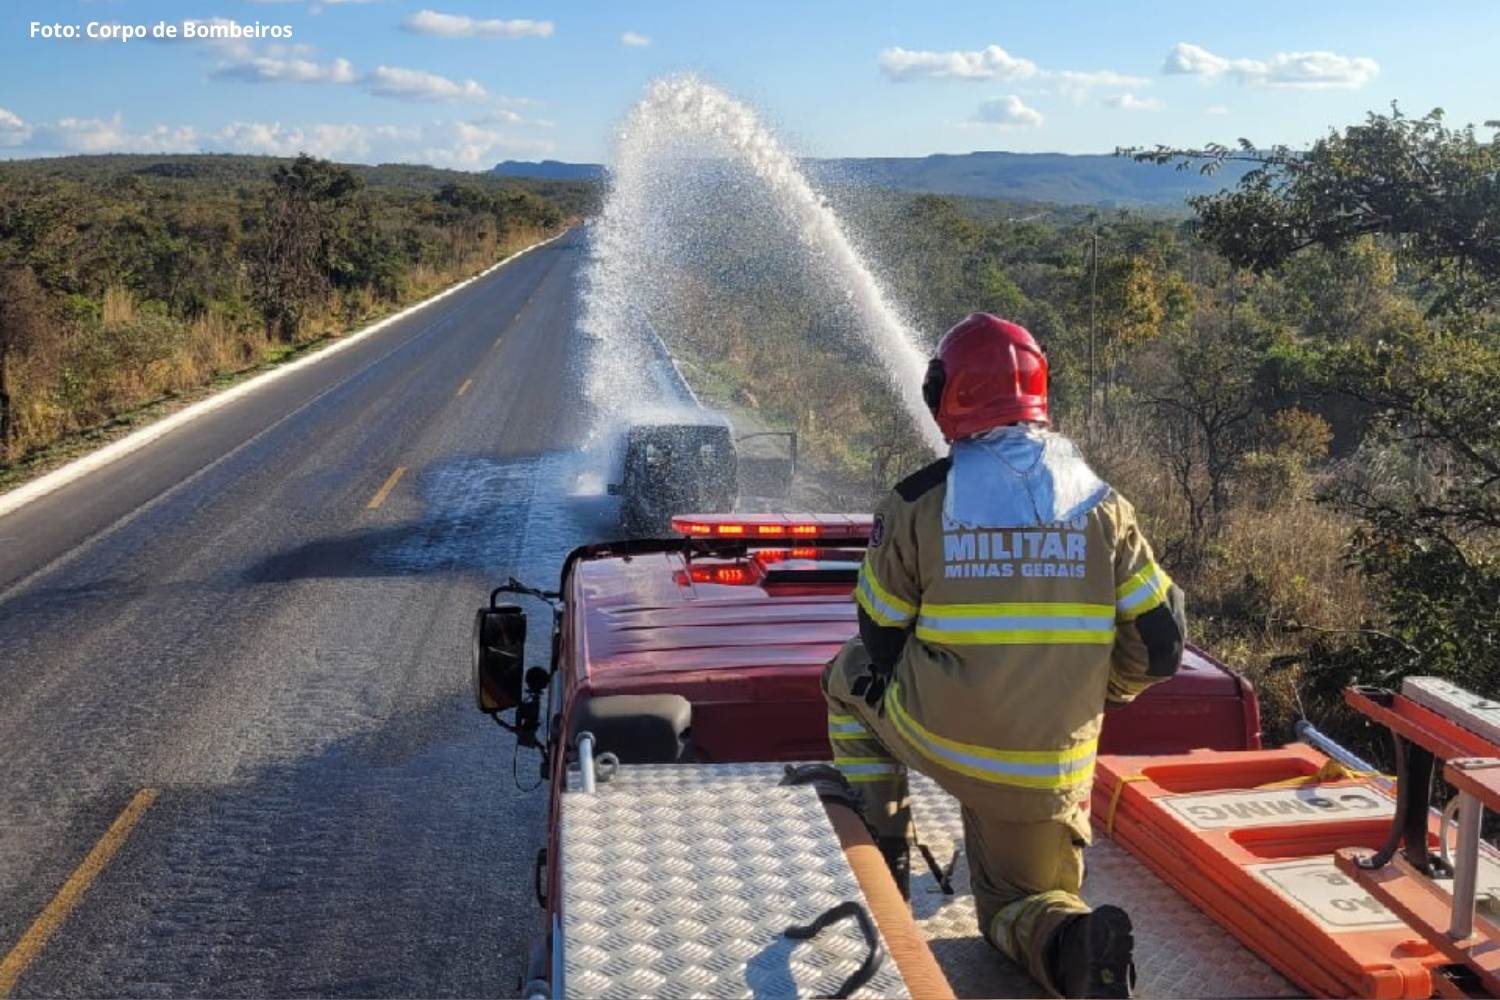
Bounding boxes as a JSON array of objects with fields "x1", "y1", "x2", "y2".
[{"x1": 562, "y1": 517, "x2": 1261, "y2": 762}]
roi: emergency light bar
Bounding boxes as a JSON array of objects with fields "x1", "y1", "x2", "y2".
[
  {"x1": 675, "y1": 548, "x2": 861, "y2": 587},
  {"x1": 670, "y1": 513, "x2": 873, "y2": 541}
]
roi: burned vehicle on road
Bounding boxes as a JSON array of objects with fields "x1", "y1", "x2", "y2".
[{"x1": 606, "y1": 418, "x2": 797, "y2": 535}]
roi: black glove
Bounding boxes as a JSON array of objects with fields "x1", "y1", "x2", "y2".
[{"x1": 851, "y1": 664, "x2": 892, "y2": 711}]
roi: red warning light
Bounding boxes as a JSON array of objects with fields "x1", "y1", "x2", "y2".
[{"x1": 670, "y1": 515, "x2": 871, "y2": 541}]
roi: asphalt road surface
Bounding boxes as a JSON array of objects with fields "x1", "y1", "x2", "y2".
[{"x1": 0, "y1": 228, "x2": 620, "y2": 997}]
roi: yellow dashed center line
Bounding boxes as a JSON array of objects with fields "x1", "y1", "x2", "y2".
[
  {"x1": 366, "y1": 466, "x2": 407, "y2": 510},
  {"x1": 456, "y1": 378, "x2": 473, "y2": 398},
  {"x1": 0, "y1": 788, "x2": 160, "y2": 997}
]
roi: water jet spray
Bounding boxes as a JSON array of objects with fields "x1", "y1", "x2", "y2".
[{"x1": 580, "y1": 75, "x2": 945, "y2": 455}]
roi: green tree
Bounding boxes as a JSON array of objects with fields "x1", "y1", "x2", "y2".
[
  {"x1": 251, "y1": 154, "x2": 363, "y2": 339},
  {"x1": 1145, "y1": 312, "x2": 1258, "y2": 546},
  {"x1": 1094, "y1": 252, "x2": 1167, "y2": 421},
  {"x1": 1276, "y1": 238, "x2": 1400, "y2": 343},
  {"x1": 1136, "y1": 106, "x2": 1500, "y2": 686},
  {"x1": 1130, "y1": 106, "x2": 1500, "y2": 313}
]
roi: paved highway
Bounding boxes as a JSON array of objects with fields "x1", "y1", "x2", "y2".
[{"x1": 0, "y1": 228, "x2": 614, "y2": 997}]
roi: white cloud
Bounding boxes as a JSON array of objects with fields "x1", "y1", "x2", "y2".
[
  {"x1": 1, "y1": 112, "x2": 553, "y2": 167},
  {"x1": 1045, "y1": 69, "x2": 1150, "y2": 99},
  {"x1": 215, "y1": 121, "x2": 374, "y2": 158},
  {"x1": 1257, "y1": 50, "x2": 1380, "y2": 89},
  {"x1": 402, "y1": 10, "x2": 554, "y2": 39},
  {"x1": 1106, "y1": 93, "x2": 1165, "y2": 111},
  {"x1": 198, "y1": 35, "x2": 531, "y2": 113},
  {"x1": 363, "y1": 65, "x2": 489, "y2": 102},
  {"x1": 878, "y1": 44, "x2": 1147, "y2": 97},
  {"x1": 1205, "y1": 104, "x2": 1231, "y2": 115},
  {"x1": 192, "y1": 28, "x2": 360, "y2": 90},
  {"x1": 417, "y1": 120, "x2": 555, "y2": 168},
  {"x1": 0, "y1": 107, "x2": 32, "y2": 147},
  {"x1": 879, "y1": 45, "x2": 1038, "y2": 82},
  {"x1": 620, "y1": 31, "x2": 651, "y2": 47},
  {"x1": 1163, "y1": 42, "x2": 1230, "y2": 77},
  {"x1": 211, "y1": 53, "x2": 355, "y2": 84},
  {"x1": 476, "y1": 108, "x2": 555, "y2": 130},
  {"x1": 473, "y1": 109, "x2": 525, "y2": 125},
  {"x1": 973, "y1": 95, "x2": 1044, "y2": 128},
  {"x1": 28, "y1": 114, "x2": 198, "y2": 154},
  {"x1": 1163, "y1": 42, "x2": 1378, "y2": 90}
]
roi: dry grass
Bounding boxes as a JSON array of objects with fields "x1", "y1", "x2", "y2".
[
  {"x1": 1086, "y1": 417, "x2": 1371, "y2": 741},
  {"x1": 100, "y1": 285, "x2": 135, "y2": 326},
  {"x1": 3, "y1": 227, "x2": 560, "y2": 467}
]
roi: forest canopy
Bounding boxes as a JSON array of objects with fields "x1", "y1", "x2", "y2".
[{"x1": 0, "y1": 153, "x2": 590, "y2": 466}]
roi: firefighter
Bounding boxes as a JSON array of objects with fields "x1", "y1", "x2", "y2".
[{"x1": 822, "y1": 313, "x2": 1185, "y2": 999}]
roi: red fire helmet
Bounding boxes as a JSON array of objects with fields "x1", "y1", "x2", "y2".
[{"x1": 922, "y1": 313, "x2": 1049, "y2": 441}]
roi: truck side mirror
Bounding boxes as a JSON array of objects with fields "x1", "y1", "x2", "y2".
[{"x1": 473, "y1": 604, "x2": 527, "y2": 712}]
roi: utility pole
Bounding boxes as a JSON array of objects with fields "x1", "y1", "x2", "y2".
[{"x1": 1088, "y1": 229, "x2": 1098, "y2": 435}]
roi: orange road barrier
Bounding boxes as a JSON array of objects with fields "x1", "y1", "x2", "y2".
[{"x1": 1094, "y1": 746, "x2": 1444, "y2": 998}]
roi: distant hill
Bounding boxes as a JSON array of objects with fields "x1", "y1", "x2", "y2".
[
  {"x1": 0, "y1": 153, "x2": 600, "y2": 218},
  {"x1": 492, "y1": 151, "x2": 1252, "y2": 207},
  {"x1": 493, "y1": 160, "x2": 607, "y2": 181},
  {"x1": 815, "y1": 152, "x2": 1252, "y2": 207}
]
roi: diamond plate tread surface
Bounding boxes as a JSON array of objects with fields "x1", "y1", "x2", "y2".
[
  {"x1": 559, "y1": 764, "x2": 910, "y2": 999},
  {"x1": 907, "y1": 772, "x2": 1302, "y2": 999}
]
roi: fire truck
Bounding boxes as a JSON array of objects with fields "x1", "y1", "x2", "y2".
[{"x1": 472, "y1": 513, "x2": 1500, "y2": 999}]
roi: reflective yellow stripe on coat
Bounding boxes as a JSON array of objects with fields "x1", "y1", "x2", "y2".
[
  {"x1": 1115, "y1": 562, "x2": 1172, "y2": 621},
  {"x1": 914, "y1": 601, "x2": 1115, "y2": 646},
  {"x1": 885, "y1": 682, "x2": 1097, "y2": 790},
  {"x1": 833, "y1": 755, "x2": 902, "y2": 782},
  {"x1": 854, "y1": 563, "x2": 917, "y2": 627},
  {"x1": 827, "y1": 713, "x2": 872, "y2": 741}
]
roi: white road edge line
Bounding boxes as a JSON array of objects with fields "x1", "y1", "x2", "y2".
[{"x1": 0, "y1": 230, "x2": 567, "y2": 522}]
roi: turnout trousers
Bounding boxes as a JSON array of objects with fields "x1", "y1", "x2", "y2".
[{"x1": 821, "y1": 650, "x2": 1092, "y2": 997}]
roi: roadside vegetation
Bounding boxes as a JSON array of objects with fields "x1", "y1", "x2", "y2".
[
  {"x1": 0, "y1": 153, "x2": 591, "y2": 475},
  {"x1": 663, "y1": 106, "x2": 1500, "y2": 753}
]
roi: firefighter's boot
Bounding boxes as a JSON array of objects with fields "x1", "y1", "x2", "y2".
[
  {"x1": 876, "y1": 835, "x2": 911, "y2": 900},
  {"x1": 1049, "y1": 905, "x2": 1135, "y2": 999}
]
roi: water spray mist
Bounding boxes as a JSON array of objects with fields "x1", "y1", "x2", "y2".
[{"x1": 580, "y1": 75, "x2": 945, "y2": 453}]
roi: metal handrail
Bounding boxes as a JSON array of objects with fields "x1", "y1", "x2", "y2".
[{"x1": 577, "y1": 731, "x2": 597, "y2": 794}]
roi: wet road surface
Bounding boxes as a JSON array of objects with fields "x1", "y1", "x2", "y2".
[{"x1": 0, "y1": 228, "x2": 616, "y2": 997}]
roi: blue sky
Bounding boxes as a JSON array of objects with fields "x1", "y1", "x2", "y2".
[{"x1": 0, "y1": 1, "x2": 1495, "y2": 169}]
